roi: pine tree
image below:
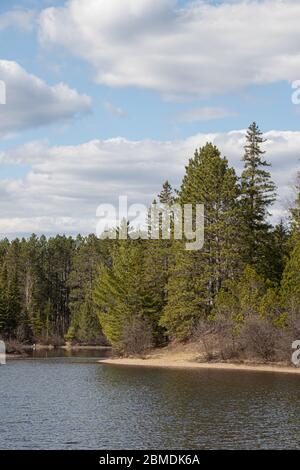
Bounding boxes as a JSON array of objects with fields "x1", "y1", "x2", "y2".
[
  {"x1": 0, "y1": 278, "x2": 7, "y2": 334},
  {"x1": 158, "y1": 180, "x2": 175, "y2": 205},
  {"x1": 6, "y1": 270, "x2": 22, "y2": 337},
  {"x1": 291, "y1": 171, "x2": 300, "y2": 235},
  {"x1": 241, "y1": 122, "x2": 277, "y2": 270},
  {"x1": 94, "y1": 240, "x2": 148, "y2": 349},
  {"x1": 67, "y1": 235, "x2": 107, "y2": 343},
  {"x1": 160, "y1": 143, "x2": 244, "y2": 340},
  {"x1": 213, "y1": 265, "x2": 266, "y2": 323},
  {"x1": 261, "y1": 221, "x2": 290, "y2": 285},
  {"x1": 159, "y1": 240, "x2": 199, "y2": 340},
  {"x1": 281, "y1": 239, "x2": 300, "y2": 314}
]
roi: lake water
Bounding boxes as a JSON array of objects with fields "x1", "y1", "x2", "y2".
[{"x1": 1, "y1": 351, "x2": 300, "y2": 449}]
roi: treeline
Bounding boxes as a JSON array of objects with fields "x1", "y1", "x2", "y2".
[
  {"x1": 0, "y1": 233, "x2": 110, "y2": 344},
  {"x1": 1, "y1": 122, "x2": 300, "y2": 361}
]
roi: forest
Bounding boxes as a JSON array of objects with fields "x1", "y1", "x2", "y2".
[{"x1": 1, "y1": 123, "x2": 300, "y2": 362}]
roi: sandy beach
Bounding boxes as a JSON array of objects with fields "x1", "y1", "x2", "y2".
[{"x1": 99, "y1": 343, "x2": 300, "y2": 375}]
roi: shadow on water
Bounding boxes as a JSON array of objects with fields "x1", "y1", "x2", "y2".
[{"x1": 26, "y1": 347, "x2": 112, "y2": 360}]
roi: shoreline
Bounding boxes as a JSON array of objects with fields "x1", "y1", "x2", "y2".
[
  {"x1": 99, "y1": 357, "x2": 300, "y2": 375},
  {"x1": 5, "y1": 344, "x2": 112, "y2": 360}
]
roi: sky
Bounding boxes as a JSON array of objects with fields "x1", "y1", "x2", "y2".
[{"x1": 0, "y1": 0, "x2": 300, "y2": 237}]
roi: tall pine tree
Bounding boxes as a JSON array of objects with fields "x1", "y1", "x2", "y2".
[
  {"x1": 241, "y1": 122, "x2": 276, "y2": 272},
  {"x1": 160, "y1": 143, "x2": 244, "y2": 340}
]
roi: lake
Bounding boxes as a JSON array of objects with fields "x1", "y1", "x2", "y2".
[{"x1": 1, "y1": 351, "x2": 300, "y2": 449}]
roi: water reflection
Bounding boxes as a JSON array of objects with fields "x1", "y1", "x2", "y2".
[{"x1": 1, "y1": 357, "x2": 300, "y2": 449}]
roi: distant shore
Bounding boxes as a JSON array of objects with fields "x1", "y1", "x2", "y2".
[
  {"x1": 99, "y1": 343, "x2": 300, "y2": 375},
  {"x1": 5, "y1": 343, "x2": 111, "y2": 360}
]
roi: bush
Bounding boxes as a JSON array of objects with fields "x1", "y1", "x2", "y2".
[
  {"x1": 194, "y1": 317, "x2": 239, "y2": 361},
  {"x1": 37, "y1": 334, "x2": 65, "y2": 347},
  {"x1": 274, "y1": 314, "x2": 300, "y2": 363},
  {"x1": 239, "y1": 317, "x2": 278, "y2": 362},
  {"x1": 119, "y1": 318, "x2": 153, "y2": 357},
  {"x1": 5, "y1": 339, "x2": 27, "y2": 355},
  {"x1": 193, "y1": 320, "x2": 217, "y2": 361}
]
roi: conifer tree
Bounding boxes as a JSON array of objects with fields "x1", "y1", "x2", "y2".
[
  {"x1": 5, "y1": 270, "x2": 22, "y2": 337},
  {"x1": 94, "y1": 240, "x2": 148, "y2": 349},
  {"x1": 158, "y1": 180, "x2": 175, "y2": 205},
  {"x1": 213, "y1": 265, "x2": 266, "y2": 323},
  {"x1": 66, "y1": 234, "x2": 106, "y2": 342},
  {"x1": 0, "y1": 278, "x2": 7, "y2": 334},
  {"x1": 261, "y1": 221, "x2": 290, "y2": 285},
  {"x1": 160, "y1": 143, "x2": 244, "y2": 340},
  {"x1": 291, "y1": 171, "x2": 300, "y2": 235},
  {"x1": 241, "y1": 122, "x2": 276, "y2": 269},
  {"x1": 281, "y1": 239, "x2": 300, "y2": 313}
]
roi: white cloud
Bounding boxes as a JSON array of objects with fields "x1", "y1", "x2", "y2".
[
  {"x1": 0, "y1": 130, "x2": 299, "y2": 236},
  {"x1": 0, "y1": 60, "x2": 91, "y2": 136},
  {"x1": 38, "y1": 0, "x2": 300, "y2": 98},
  {"x1": 0, "y1": 10, "x2": 36, "y2": 32},
  {"x1": 177, "y1": 107, "x2": 237, "y2": 123},
  {"x1": 103, "y1": 100, "x2": 127, "y2": 118}
]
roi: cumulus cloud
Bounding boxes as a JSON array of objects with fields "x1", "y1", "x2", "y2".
[
  {"x1": 0, "y1": 130, "x2": 299, "y2": 236},
  {"x1": 0, "y1": 60, "x2": 91, "y2": 136},
  {"x1": 38, "y1": 0, "x2": 300, "y2": 98}
]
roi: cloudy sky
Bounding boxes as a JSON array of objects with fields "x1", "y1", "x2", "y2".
[{"x1": 0, "y1": 0, "x2": 300, "y2": 237}]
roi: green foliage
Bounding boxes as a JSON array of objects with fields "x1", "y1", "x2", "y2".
[
  {"x1": 0, "y1": 128, "x2": 299, "y2": 354},
  {"x1": 160, "y1": 241, "x2": 201, "y2": 341},
  {"x1": 259, "y1": 287, "x2": 283, "y2": 323},
  {"x1": 281, "y1": 239, "x2": 300, "y2": 313},
  {"x1": 94, "y1": 240, "x2": 147, "y2": 348},
  {"x1": 160, "y1": 143, "x2": 245, "y2": 340},
  {"x1": 0, "y1": 234, "x2": 109, "y2": 342},
  {"x1": 291, "y1": 172, "x2": 300, "y2": 233},
  {"x1": 66, "y1": 234, "x2": 107, "y2": 343},
  {"x1": 213, "y1": 266, "x2": 266, "y2": 323},
  {"x1": 158, "y1": 180, "x2": 175, "y2": 205},
  {"x1": 241, "y1": 122, "x2": 277, "y2": 272}
]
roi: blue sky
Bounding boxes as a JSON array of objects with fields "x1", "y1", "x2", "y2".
[{"x1": 0, "y1": 0, "x2": 300, "y2": 236}]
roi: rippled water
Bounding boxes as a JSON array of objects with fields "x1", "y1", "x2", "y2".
[{"x1": 1, "y1": 352, "x2": 300, "y2": 449}]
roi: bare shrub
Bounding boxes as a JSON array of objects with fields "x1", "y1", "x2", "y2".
[
  {"x1": 214, "y1": 317, "x2": 240, "y2": 360},
  {"x1": 194, "y1": 317, "x2": 239, "y2": 361},
  {"x1": 119, "y1": 318, "x2": 153, "y2": 357},
  {"x1": 38, "y1": 334, "x2": 65, "y2": 347},
  {"x1": 16, "y1": 324, "x2": 32, "y2": 344},
  {"x1": 274, "y1": 314, "x2": 300, "y2": 363},
  {"x1": 194, "y1": 313, "x2": 300, "y2": 364},
  {"x1": 193, "y1": 320, "x2": 217, "y2": 361},
  {"x1": 5, "y1": 339, "x2": 26, "y2": 355},
  {"x1": 287, "y1": 313, "x2": 300, "y2": 338},
  {"x1": 239, "y1": 317, "x2": 278, "y2": 362}
]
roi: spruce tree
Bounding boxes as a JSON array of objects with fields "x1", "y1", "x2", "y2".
[{"x1": 241, "y1": 122, "x2": 276, "y2": 270}]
